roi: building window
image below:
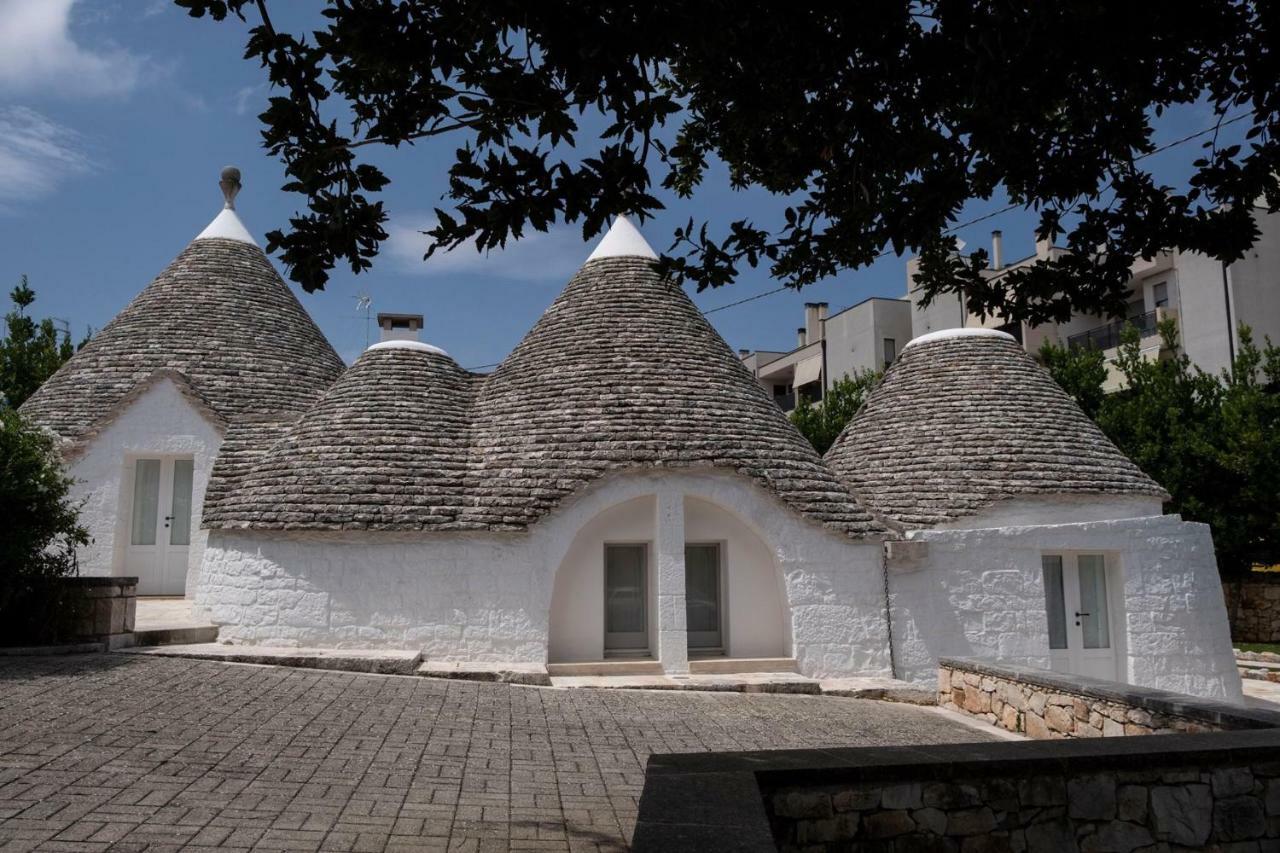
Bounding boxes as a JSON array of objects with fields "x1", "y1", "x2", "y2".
[
  {"x1": 1153, "y1": 281, "x2": 1168, "y2": 309},
  {"x1": 882, "y1": 338, "x2": 897, "y2": 368}
]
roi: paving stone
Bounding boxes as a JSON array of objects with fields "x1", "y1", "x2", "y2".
[{"x1": 0, "y1": 653, "x2": 992, "y2": 851}]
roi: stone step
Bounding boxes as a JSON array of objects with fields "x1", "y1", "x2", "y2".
[
  {"x1": 417, "y1": 660, "x2": 550, "y2": 686},
  {"x1": 547, "y1": 659, "x2": 665, "y2": 677},
  {"x1": 550, "y1": 671, "x2": 822, "y2": 694},
  {"x1": 1238, "y1": 665, "x2": 1280, "y2": 683},
  {"x1": 688, "y1": 656, "x2": 798, "y2": 675},
  {"x1": 132, "y1": 625, "x2": 220, "y2": 647}
]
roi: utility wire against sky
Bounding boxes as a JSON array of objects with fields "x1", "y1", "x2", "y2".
[
  {"x1": 462, "y1": 113, "x2": 1248, "y2": 369},
  {"x1": 701, "y1": 113, "x2": 1251, "y2": 317}
]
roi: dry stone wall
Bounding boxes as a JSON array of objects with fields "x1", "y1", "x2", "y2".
[
  {"x1": 938, "y1": 658, "x2": 1280, "y2": 740},
  {"x1": 765, "y1": 753, "x2": 1280, "y2": 851},
  {"x1": 1224, "y1": 574, "x2": 1280, "y2": 643}
]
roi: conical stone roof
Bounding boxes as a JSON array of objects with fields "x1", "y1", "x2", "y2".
[
  {"x1": 464, "y1": 220, "x2": 882, "y2": 536},
  {"x1": 20, "y1": 173, "x2": 344, "y2": 449},
  {"x1": 207, "y1": 217, "x2": 883, "y2": 537},
  {"x1": 825, "y1": 328, "x2": 1169, "y2": 529},
  {"x1": 204, "y1": 342, "x2": 480, "y2": 530}
]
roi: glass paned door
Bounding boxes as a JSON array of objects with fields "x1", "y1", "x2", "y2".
[
  {"x1": 685, "y1": 544, "x2": 722, "y2": 652},
  {"x1": 1042, "y1": 553, "x2": 1118, "y2": 680},
  {"x1": 126, "y1": 457, "x2": 195, "y2": 595},
  {"x1": 604, "y1": 544, "x2": 648, "y2": 654}
]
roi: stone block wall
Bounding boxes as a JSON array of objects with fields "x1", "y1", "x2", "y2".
[
  {"x1": 938, "y1": 657, "x2": 1280, "y2": 739},
  {"x1": 635, "y1": 729, "x2": 1280, "y2": 852},
  {"x1": 764, "y1": 752, "x2": 1280, "y2": 850},
  {"x1": 1224, "y1": 574, "x2": 1280, "y2": 643},
  {"x1": 66, "y1": 576, "x2": 137, "y2": 648}
]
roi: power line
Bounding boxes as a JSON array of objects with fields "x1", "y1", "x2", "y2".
[{"x1": 698, "y1": 112, "x2": 1251, "y2": 318}]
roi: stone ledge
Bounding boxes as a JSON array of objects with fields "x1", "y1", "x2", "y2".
[
  {"x1": 62, "y1": 576, "x2": 139, "y2": 588},
  {"x1": 939, "y1": 656, "x2": 1280, "y2": 731},
  {"x1": 118, "y1": 644, "x2": 424, "y2": 675},
  {"x1": 417, "y1": 660, "x2": 550, "y2": 686}
]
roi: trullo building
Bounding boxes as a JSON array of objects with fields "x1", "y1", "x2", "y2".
[{"x1": 20, "y1": 171, "x2": 1242, "y2": 701}]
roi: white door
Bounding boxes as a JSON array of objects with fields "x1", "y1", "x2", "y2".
[
  {"x1": 1042, "y1": 553, "x2": 1119, "y2": 680},
  {"x1": 125, "y1": 457, "x2": 194, "y2": 595}
]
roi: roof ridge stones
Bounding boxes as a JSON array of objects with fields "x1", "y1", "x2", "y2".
[
  {"x1": 19, "y1": 237, "x2": 346, "y2": 451},
  {"x1": 824, "y1": 332, "x2": 1170, "y2": 529},
  {"x1": 207, "y1": 255, "x2": 885, "y2": 538}
]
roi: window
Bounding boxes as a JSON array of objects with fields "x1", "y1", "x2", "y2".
[
  {"x1": 1152, "y1": 281, "x2": 1169, "y2": 309},
  {"x1": 882, "y1": 338, "x2": 897, "y2": 368}
]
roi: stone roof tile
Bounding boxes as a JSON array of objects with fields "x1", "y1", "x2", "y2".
[
  {"x1": 20, "y1": 238, "x2": 344, "y2": 449},
  {"x1": 824, "y1": 330, "x2": 1169, "y2": 528}
]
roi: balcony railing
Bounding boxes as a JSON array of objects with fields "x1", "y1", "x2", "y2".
[
  {"x1": 774, "y1": 391, "x2": 796, "y2": 411},
  {"x1": 1067, "y1": 310, "x2": 1160, "y2": 351}
]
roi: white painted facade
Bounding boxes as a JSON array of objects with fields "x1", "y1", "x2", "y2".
[
  {"x1": 196, "y1": 469, "x2": 895, "y2": 679},
  {"x1": 886, "y1": 496, "x2": 1241, "y2": 701},
  {"x1": 64, "y1": 377, "x2": 223, "y2": 595}
]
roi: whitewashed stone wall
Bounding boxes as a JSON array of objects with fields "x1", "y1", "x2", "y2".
[
  {"x1": 889, "y1": 505, "x2": 1242, "y2": 701},
  {"x1": 198, "y1": 468, "x2": 894, "y2": 678},
  {"x1": 66, "y1": 377, "x2": 223, "y2": 593}
]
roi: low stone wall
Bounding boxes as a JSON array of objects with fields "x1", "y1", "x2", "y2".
[
  {"x1": 633, "y1": 731, "x2": 1280, "y2": 851},
  {"x1": 938, "y1": 657, "x2": 1280, "y2": 739},
  {"x1": 66, "y1": 576, "x2": 137, "y2": 649},
  {"x1": 1224, "y1": 574, "x2": 1280, "y2": 643}
]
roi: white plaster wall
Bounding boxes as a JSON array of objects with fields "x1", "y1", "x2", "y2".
[
  {"x1": 198, "y1": 468, "x2": 894, "y2": 678},
  {"x1": 548, "y1": 495, "x2": 655, "y2": 662},
  {"x1": 65, "y1": 377, "x2": 223, "y2": 594},
  {"x1": 197, "y1": 530, "x2": 549, "y2": 660},
  {"x1": 683, "y1": 496, "x2": 788, "y2": 659},
  {"x1": 891, "y1": 513, "x2": 1242, "y2": 701}
]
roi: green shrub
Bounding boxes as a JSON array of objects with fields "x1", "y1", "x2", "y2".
[{"x1": 0, "y1": 409, "x2": 88, "y2": 645}]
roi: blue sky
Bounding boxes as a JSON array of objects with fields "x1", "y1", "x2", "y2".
[{"x1": 0, "y1": 1, "x2": 1248, "y2": 369}]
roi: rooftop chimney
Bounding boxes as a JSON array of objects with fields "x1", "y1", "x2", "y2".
[
  {"x1": 377, "y1": 312, "x2": 424, "y2": 342},
  {"x1": 804, "y1": 302, "x2": 828, "y2": 344},
  {"x1": 991, "y1": 230, "x2": 1003, "y2": 270},
  {"x1": 797, "y1": 327, "x2": 808, "y2": 347}
]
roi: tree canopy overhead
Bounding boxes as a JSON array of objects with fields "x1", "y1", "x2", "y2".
[{"x1": 179, "y1": 1, "x2": 1278, "y2": 324}]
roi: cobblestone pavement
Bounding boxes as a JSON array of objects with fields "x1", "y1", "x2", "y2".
[{"x1": 0, "y1": 654, "x2": 992, "y2": 852}]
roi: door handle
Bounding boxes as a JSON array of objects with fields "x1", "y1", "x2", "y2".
[{"x1": 1075, "y1": 610, "x2": 1090, "y2": 626}]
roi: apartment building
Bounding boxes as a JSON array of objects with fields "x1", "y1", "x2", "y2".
[
  {"x1": 742, "y1": 205, "x2": 1279, "y2": 404},
  {"x1": 738, "y1": 297, "x2": 912, "y2": 412}
]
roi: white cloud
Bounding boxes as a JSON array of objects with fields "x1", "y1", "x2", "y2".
[
  {"x1": 233, "y1": 83, "x2": 267, "y2": 116},
  {"x1": 0, "y1": 0, "x2": 144, "y2": 97},
  {"x1": 0, "y1": 106, "x2": 94, "y2": 209},
  {"x1": 385, "y1": 215, "x2": 592, "y2": 280}
]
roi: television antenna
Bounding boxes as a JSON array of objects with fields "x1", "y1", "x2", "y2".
[{"x1": 355, "y1": 293, "x2": 373, "y2": 347}]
